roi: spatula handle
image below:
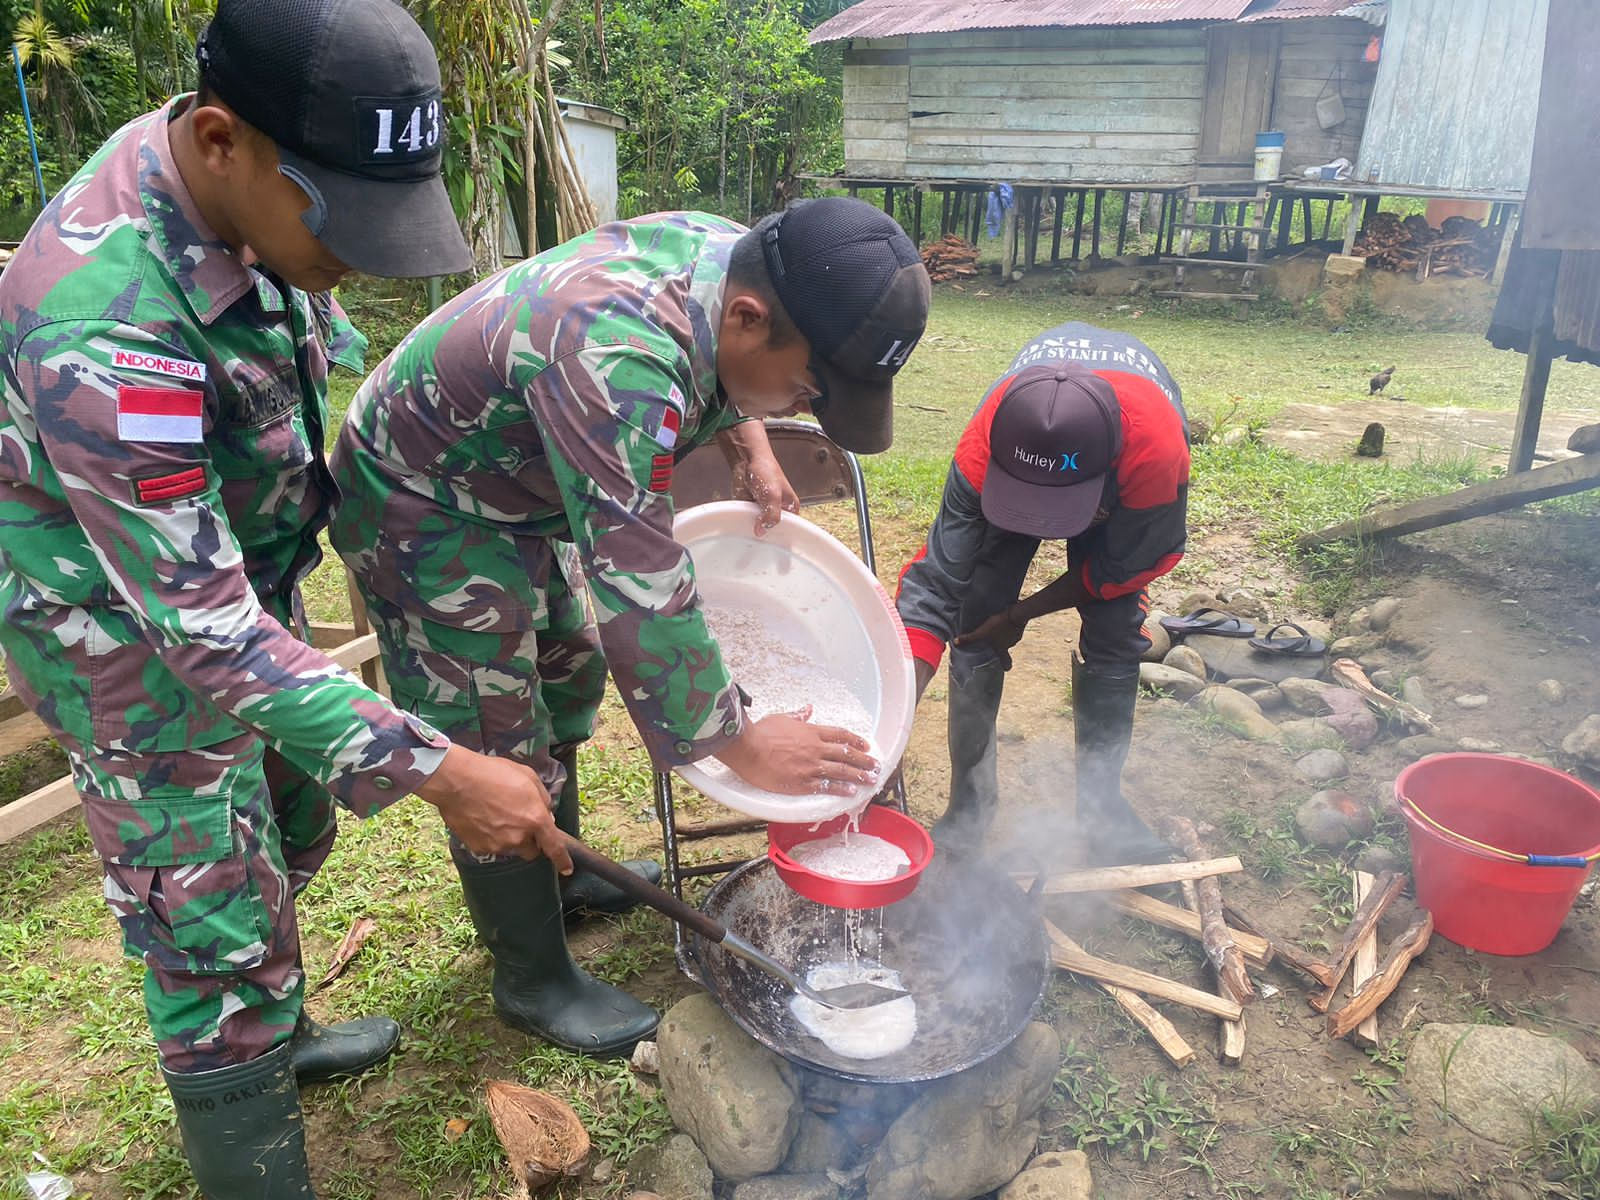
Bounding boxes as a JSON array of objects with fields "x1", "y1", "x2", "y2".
[{"x1": 562, "y1": 835, "x2": 729, "y2": 944}]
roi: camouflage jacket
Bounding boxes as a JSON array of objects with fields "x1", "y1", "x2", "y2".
[
  {"x1": 329, "y1": 214, "x2": 750, "y2": 767},
  {"x1": 0, "y1": 98, "x2": 448, "y2": 811}
]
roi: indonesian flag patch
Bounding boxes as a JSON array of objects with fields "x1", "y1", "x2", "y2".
[
  {"x1": 653, "y1": 404, "x2": 682, "y2": 451},
  {"x1": 117, "y1": 386, "x2": 204, "y2": 443}
]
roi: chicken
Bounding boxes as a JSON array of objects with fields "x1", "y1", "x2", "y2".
[{"x1": 1369, "y1": 366, "x2": 1396, "y2": 395}]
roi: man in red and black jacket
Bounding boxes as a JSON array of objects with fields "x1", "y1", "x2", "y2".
[{"x1": 896, "y1": 322, "x2": 1190, "y2": 863}]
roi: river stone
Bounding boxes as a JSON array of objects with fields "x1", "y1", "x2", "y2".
[
  {"x1": 1345, "y1": 606, "x2": 1374, "y2": 635},
  {"x1": 1370, "y1": 668, "x2": 1398, "y2": 693},
  {"x1": 781, "y1": 1113, "x2": 856, "y2": 1174},
  {"x1": 1296, "y1": 790, "x2": 1374, "y2": 849},
  {"x1": 1330, "y1": 634, "x2": 1379, "y2": 658},
  {"x1": 732, "y1": 1175, "x2": 839, "y2": 1200},
  {"x1": 1279, "y1": 718, "x2": 1346, "y2": 754},
  {"x1": 1537, "y1": 679, "x2": 1567, "y2": 704},
  {"x1": 1368, "y1": 597, "x2": 1402, "y2": 632},
  {"x1": 1235, "y1": 679, "x2": 1286, "y2": 711},
  {"x1": 1295, "y1": 748, "x2": 1350, "y2": 783},
  {"x1": 657, "y1": 994, "x2": 800, "y2": 1180},
  {"x1": 1561, "y1": 715, "x2": 1600, "y2": 771},
  {"x1": 998, "y1": 1150, "x2": 1094, "y2": 1200},
  {"x1": 866, "y1": 1022, "x2": 1060, "y2": 1200},
  {"x1": 1183, "y1": 633, "x2": 1324, "y2": 685},
  {"x1": 1458, "y1": 737, "x2": 1502, "y2": 753},
  {"x1": 1355, "y1": 844, "x2": 1406, "y2": 876},
  {"x1": 1139, "y1": 662, "x2": 1207, "y2": 701},
  {"x1": 1140, "y1": 614, "x2": 1172, "y2": 663},
  {"x1": 1162, "y1": 644, "x2": 1208, "y2": 680},
  {"x1": 1454, "y1": 694, "x2": 1489, "y2": 710},
  {"x1": 1398, "y1": 733, "x2": 1459, "y2": 761},
  {"x1": 636, "y1": 1134, "x2": 715, "y2": 1200},
  {"x1": 1401, "y1": 676, "x2": 1431, "y2": 711},
  {"x1": 1192, "y1": 686, "x2": 1279, "y2": 741},
  {"x1": 1279, "y1": 677, "x2": 1341, "y2": 715},
  {"x1": 1405, "y1": 1024, "x2": 1600, "y2": 1146},
  {"x1": 1320, "y1": 688, "x2": 1380, "y2": 751},
  {"x1": 1218, "y1": 587, "x2": 1268, "y2": 620},
  {"x1": 1179, "y1": 590, "x2": 1226, "y2": 617}
]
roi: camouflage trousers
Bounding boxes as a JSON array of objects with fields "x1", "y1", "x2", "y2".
[
  {"x1": 354, "y1": 542, "x2": 608, "y2": 867},
  {"x1": 66, "y1": 730, "x2": 336, "y2": 1074}
]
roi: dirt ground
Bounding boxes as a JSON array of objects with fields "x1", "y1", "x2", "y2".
[{"x1": 1262, "y1": 399, "x2": 1596, "y2": 465}]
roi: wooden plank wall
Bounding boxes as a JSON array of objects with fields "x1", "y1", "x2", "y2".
[
  {"x1": 843, "y1": 28, "x2": 1208, "y2": 183},
  {"x1": 1272, "y1": 19, "x2": 1377, "y2": 176}
]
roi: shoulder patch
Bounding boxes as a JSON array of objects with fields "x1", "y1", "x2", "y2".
[
  {"x1": 653, "y1": 404, "x2": 682, "y2": 451},
  {"x1": 117, "y1": 386, "x2": 204, "y2": 443},
  {"x1": 112, "y1": 348, "x2": 208, "y2": 384},
  {"x1": 131, "y1": 465, "x2": 208, "y2": 507}
]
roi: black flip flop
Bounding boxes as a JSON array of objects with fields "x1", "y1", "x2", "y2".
[
  {"x1": 1248, "y1": 621, "x2": 1327, "y2": 658},
  {"x1": 1159, "y1": 607, "x2": 1257, "y2": 640}
]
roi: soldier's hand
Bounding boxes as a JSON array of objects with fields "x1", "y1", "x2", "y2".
[
  {"x1": 732, "y1": 452, "x2": 800, "y2": 536},
  {"x1": 417, "y1": 746, "x2": 573, "y2": 870},
  {"x1": 717, "y1": 708, "x2": 879, "y2": 796}
]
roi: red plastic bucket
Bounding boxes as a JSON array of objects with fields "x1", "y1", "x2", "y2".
[
  {"x1": 1396, "y1": 753, "x2": 1600, "y2": 955},
  {"x1": 768, "y1": 806, "x2": 934, "y2": 910}
]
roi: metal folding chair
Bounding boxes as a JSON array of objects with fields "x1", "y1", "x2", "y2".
[{"x1": 654, "y1": 418, "x2": 908, "y2": 907}]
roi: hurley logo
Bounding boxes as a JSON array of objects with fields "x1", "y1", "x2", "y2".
[{"x1": 1014, "y1": 447, "x2": 1081, "y2": 472}]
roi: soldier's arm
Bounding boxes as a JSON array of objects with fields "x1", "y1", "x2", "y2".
[
  {"x1": 14, "y1": 320, "x2": 446, "y2": 814},
  {"x1": 528, "y1": 345, "x2": 746, "y2": 767}
]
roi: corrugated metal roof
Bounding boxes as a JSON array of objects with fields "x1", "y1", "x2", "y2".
[
  {"x1": 1356, "y1": 0, "x2": 1547, "y2": 193},
  {"x1": 810, "y1": 0, "x2": 1252, "y2": 44},
  {"x1": 1238, "y1": 0, "x2": 1380, "y2": 22}
]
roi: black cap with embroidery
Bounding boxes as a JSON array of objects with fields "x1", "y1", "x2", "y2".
[
  {"x1": 197, "y1": 0, "x2": 472, "y2": 278},
  {"x1": 755, "y1": 197, "x2": 932, "y2": 454}
]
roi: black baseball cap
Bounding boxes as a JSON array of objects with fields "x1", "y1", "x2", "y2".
[
  {"x1": 982, "y1": 364, "x2": 1123, "y2": 539},
  {"x1": 755, "y1": 197, "x2": 931, "y2": 454},
  {"x1": 196, "y1": 0, "x2": 472, "y2": 278}
]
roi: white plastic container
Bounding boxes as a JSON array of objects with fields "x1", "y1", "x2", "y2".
[
  {"x1": 672, "y1": 501, "x2": 915, "y2": 824},
  {"x1": 1254, "y1": 130, "x2": 1286, "y2": 182}
]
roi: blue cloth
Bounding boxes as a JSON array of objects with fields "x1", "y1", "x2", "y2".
[{"x1": 985, "y1": 184, "x2": 1014, "y2": 239}]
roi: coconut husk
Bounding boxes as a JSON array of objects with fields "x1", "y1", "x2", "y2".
[{"x1": 485, "y1": 1080, "x2": 590, "y2": 1191}]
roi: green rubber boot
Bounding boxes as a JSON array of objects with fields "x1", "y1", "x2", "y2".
[
  {"x1": 162, "y1": 1041, "x2": 315, "y2": 1199},
  {"x1": 1073, "y1": 659, "x2": 1174, "y2": 867},
  {"x1": 455, "y1": 853, "x2": 659, "y2": 1056},
  {"x1": 290, "y1": 1011, "x2": 401, "y2": 1086},
  {"x1": 552, "y1": 746, "x2": 662, "y2": 917}
]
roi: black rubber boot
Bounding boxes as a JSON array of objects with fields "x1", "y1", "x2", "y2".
[
  {"x1": 932, "y1": 655, "x2": 1007, "y2": 855},
  {"x1": 162, "y1": 1041, "x2": 315, "y2": 1199},
  {"x1": 1073, "y1": 658, "x2": 1174, "y2": 866},
  {"x1": 455, "y1": 854, "x2": 659, "y2": 1056},
  {"x1": 290, "y1": 1011, "x2": 401, "y2": 1086},
  {"x1": 552, "y1": 746, "x2": 662, "y2": 917}
]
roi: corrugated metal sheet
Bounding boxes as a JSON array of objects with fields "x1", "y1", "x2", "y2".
[
  {"x1": 810, "y1": 0, "x2": 1252, "y2": 44},
  {"x1": 1355, "y1": 0, "x2": 1548, "y2": 193},
  {"x1": 1238, "y1": 0, "x2": 1380, "y2": 22}
]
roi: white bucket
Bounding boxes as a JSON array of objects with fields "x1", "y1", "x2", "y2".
[
  {"x1": 1254, "y1": 131, "x2": 1286, "y2": 182},
  {"x1": 671, "y1": 501, "x2": 916, "y2": 823}
]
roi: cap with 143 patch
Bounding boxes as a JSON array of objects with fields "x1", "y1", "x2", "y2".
[
  {"x1": 197, "y1": 0, "x2": 472, "y2": 278},
  {"x1": 982, "y1": 363, "x2": 1124, "y2": 540},
  {"x1": 755, "y1": 197, "x2": 931, "y2": 454}
]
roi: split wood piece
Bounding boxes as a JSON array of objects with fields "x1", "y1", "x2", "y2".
[
  {"x1": 1179, "y1": 879, "x2": 1245, "y2": 1065},
  {"x1": 1031, "y1": 856, "x2": 1244, "y2": 895},
  {"x1": 1327, "y1": 912, "x2": 1434, "y2": 1039},
  {"x1": 1044, "y1": 921, "x2": 1244, "y2": 1022},
  {"x1": 1350, "y1": 871, "x2": 1381, "y2": 1047},
  {"x1": 1104, "y1": 890, "x2": 1273, "y2": 968},
  {"x1": 1309, "y1": 871, "x2": 1408, "y2": 1014},
  {"x1": 1223, "y1": 900, "x2": 1339, "y2": 988},
  {"x1": 1329, "y1": 659, "x2": 1437, "y2": 733},
  {"x1": 1161, "y1": 818, "x2": 1254, "y2": 1006},
  {"x1": 1105, "y1": 983, "x2": 1196, "y2": 1069}
]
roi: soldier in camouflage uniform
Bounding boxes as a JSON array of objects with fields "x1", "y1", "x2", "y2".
[
  {"x1": 0, "y1": 3, "x2": 572, "y2": 1197},
  {"x1": 330, "y1": 196, "x2": 931, "y2": 1054}
]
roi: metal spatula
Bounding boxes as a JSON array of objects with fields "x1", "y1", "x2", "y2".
[{"x1": 562, "y1": 836, "x2": 909, "y2": 1012}]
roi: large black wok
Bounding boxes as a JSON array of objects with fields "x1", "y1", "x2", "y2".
[{"x1": 678, "y1": 854, "x2": 1048, "y2": 1083}]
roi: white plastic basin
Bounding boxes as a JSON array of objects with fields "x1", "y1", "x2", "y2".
[{"x1": 672, "y1": 501, "x2": 915, "y2": 823}]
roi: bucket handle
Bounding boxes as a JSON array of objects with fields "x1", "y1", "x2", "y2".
[{"x1": 1399, "y1": 795, "x2": 1599, "y2": 867}]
